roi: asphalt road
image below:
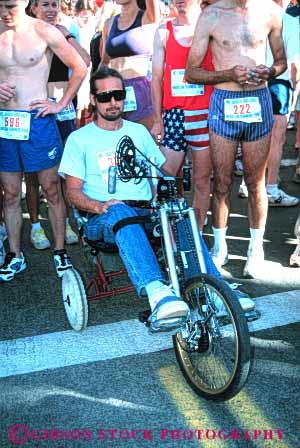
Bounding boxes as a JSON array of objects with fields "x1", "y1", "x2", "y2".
[{"x1": 0, "y1": 129, "x2": 299, "y2": 448}]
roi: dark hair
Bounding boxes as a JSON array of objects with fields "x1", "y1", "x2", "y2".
[{"x1": 90, "y1": 66, "x2": 125, "y2": 95}]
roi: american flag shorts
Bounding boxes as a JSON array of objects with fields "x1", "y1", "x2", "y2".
[{"x1": 161, "y1": 108, "x2": 210, "y2": 152}]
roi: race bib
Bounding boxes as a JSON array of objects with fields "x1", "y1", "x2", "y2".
[
  {"x1": 0, "y1": 111, "x2": 31, "y2": 140},
  {"x1": 49, "y1": 98, "x2": 76, "y2": 122},
  {"x1": 171, "y1": 69, "x2": 204, "y2": 97},
  {"x1": 123, "y1": 86, "x2": 137, "y2": 112},
  {"x1": 96, "y1": 149, "x2": 116, "y2": 183},
  {"x1": 224, "y1": 97, "x2": 262, "y2": 123}
]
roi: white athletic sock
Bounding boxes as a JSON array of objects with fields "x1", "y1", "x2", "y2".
[
  {"x1": 31, "y1": 221, "x2": 42, "y2": 232},
  {"x1": 248, "y1": 228, "x2": 264, "y2": 254},
  {"x1": 212, "y1": 226, "x2": 228, "y2": 253},
  {"x1": 267, "y1": 184, "x2": 279, "y2": 196}
]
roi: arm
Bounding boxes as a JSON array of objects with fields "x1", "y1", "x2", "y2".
[
  {"x1": 151, "y1": 25, "x2": 167, "y2": 142},
  {"x1": 143, "y1": 0, "x2": 160, "y2": 24},
  {"x1": 99, "y1": 17, "x2": 113, "y2": 66},
  {"x1": 66, "y1": 176, "x2": 123, "y2": 213},
  {"x1": 30, "y1": 21, "x2": 87, "y2": 116},
  {"x1": 56, "y1": 24, "x2": 91, "y2": 67}
]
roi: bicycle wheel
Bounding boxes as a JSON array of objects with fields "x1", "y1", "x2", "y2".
[
  {"x1": 173, "y1": 274, "x2": 251, "y2": 401},
  {"x1": 62, "y1": 268, "x2": 88, "y2": 331}
]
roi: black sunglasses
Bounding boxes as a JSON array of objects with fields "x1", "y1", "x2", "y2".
[{"x1": 94, "y1": 90, "x2": 126, "y2": 103}]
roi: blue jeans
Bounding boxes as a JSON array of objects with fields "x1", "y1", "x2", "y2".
[{"x1": 84, "y1": 204, "x2": 164, "y2": 295}]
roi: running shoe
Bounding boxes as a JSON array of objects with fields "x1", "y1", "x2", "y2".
[
  {"x1": 0, "y1": 252, "x2": 27, "y2": 282},
  {"x1": 268, "y1": 189, "x2": 299, "y2": 207},
  {"x1": 65, "y1": 223, "x2": 79, "y2": 245},
  {"x1": 54, "y1": 249, "x2": 73, "y2": 277},
  {"x1": 31, "y1": 227, "x2": 51, "y2": 250},
  {"x1": 243, "y1": 249, "x2": 264, "y2": 279},
  {"x1": 148, "y1": 284, "x2": 189, "y2": 331}
]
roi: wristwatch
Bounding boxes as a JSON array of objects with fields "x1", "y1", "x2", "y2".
[{"x1": 65, "y1": 34, "x2": 76, "y2": 41}]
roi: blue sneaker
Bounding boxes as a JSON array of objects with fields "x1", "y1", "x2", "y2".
[{"x1": 0, "y1": 252, "x2": 27, "y2": 282}]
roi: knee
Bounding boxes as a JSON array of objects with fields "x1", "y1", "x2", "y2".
[
  {"x1": 213, "y1": 175, "x2": 232, "y2": 198},
  {"x1": 3, "y1": 186, "x2": 21, "y2": 208},
  {"x1": 42, "y1": 179, "x2": 62, "y2": 204},
  {"x1": 244, "y1": 177, "x2": 266, "y2": 197},
  {"x1": 108, "y1": 204, "x2": 137, "y2": 223}
]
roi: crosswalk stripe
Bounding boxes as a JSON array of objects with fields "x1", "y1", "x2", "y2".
[{"x1": 1, "y1": 290, "x2": 299, "y2": 379}]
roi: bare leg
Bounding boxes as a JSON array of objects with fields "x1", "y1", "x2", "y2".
[
  {"x1": 160, "y1": 146, "x2": 185, "y2": 176},
  {"x1": 38, "y1": 165, "x2": 66, "y2": 250},
  {"x1": 295, "y1": 110, "x2": 300, "y2": 147},
  {"x1": 191, "y1": 147, "x2": 212, "y2": 229},
  {"x1": 25, "y1": 172, "x2": 40, "y2": 223},
  {"x1": 210, "y1": 131, "x2": 238, "y2": 228},
  {"x1": 243, "y1": 134, "x2": 271, "y2": 229},
  {"x1": 266, "y1": 114, "x2": 287, "y2": 185},
  {"x1": 0, "y1": 172, "x2": 22, "y2": 257}
]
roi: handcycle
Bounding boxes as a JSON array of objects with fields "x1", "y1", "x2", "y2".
[{"x1": 61, "y1": 135, "x2": 251, "y2": 401}]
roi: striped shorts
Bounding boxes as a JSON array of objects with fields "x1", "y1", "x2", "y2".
[
  {"x1": 161, "y1": 108, "x2": 209, "y2": 152},
  {"x1": 208, "y1": 88, "x2": 274, "y2": 142}
]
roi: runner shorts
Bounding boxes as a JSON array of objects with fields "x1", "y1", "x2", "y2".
[
  {"x1": 208, "y1": 88, "x2": 274, "y2": 142},
  {"x1": 0, "y1": 111, "x2": 64, "y2": 173},
  {"x1": 161, "y1": 108, "x2": 210, "y2": 152}
]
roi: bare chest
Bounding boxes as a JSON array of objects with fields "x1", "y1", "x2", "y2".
[
  {"x1": 213, "y1": 12, "x2": 270, "y2": 51},
  {"x1": 0, "y1": 30, "x2": 48, "y2": 68},
  {"x1": 172, "y1": 24, "x2": 195, "y2": 48}
]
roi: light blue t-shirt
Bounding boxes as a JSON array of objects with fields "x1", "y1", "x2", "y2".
[{"x1": 59, "y1": 120, "x2": 166, "y2": 202}]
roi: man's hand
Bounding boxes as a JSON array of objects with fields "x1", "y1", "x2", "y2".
[
  {"x1": 29, "y1": 99, "x2": 65, "y2": 118},
  {"x1": 252, "y1": 65, "x2": 276, "y2": 81},
  {"x1": 0, "y1": 83, "x2": 16, "y2": 102},
  {"x1": 151, "y1": 119, "x2": 164, "y2": 145},
  {"x1": 230, "y1": 66, "x2": 263, "y2": 86},
  {"x1": 101, "y1": 199, "x2": 124, "y2": 213}
]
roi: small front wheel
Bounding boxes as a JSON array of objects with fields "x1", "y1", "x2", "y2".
[
  {"x1": 173, "y1": 274, "x2": 251, "y2": 401},
  {"x1": 62, "y1": 268, "x2": 88, "y2": 331}
]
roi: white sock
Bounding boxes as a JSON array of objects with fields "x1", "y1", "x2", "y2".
[
  {"x1": 145, "y1": 280, "x2": 171, "y2": 310},
  {"x1": 31, "y1": 221, "x2": 42, "y2": 232},
  {"x1": 248, "y1": 228, "x2": 264, "y2": 254},
  {"x1": 212, "y1": 226, "x2": 228, "y2": 253},
  {"x1": 267, "y1": 184, "x2": 279, "y2": 196}
]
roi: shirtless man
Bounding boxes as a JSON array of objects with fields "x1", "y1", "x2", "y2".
[
  {"x1": 185, "y1": 0, "x2": 287, "y2": 278},
  {"x1": 151, "y1": 0, "x2": 213, "y2": 230},
  {"x1": 0, "y1": 0, "x2": 87, "y2": 281}
]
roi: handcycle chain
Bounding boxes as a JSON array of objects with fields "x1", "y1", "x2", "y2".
[{"x1": 172, "y1": 209, "x2": 202, "y2": 294}]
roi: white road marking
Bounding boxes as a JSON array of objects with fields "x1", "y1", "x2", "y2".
[{"x1": 0, "y1": 290, "x2": 299, "y2": 379}]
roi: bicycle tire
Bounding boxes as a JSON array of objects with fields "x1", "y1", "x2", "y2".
[
  {"x1": 61, "y1": 268, "x2": 88, "y2": 332},
  {"x1": 173, "y1": 274, "x2": 251, "y2": 401}
]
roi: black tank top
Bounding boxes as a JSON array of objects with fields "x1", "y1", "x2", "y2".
[
  {"x1": 105, "y1": 10, "x2": 151, "y2": 59},
  {"x1": 48, "y1": 53, "x2": 69, "y2": 82}
]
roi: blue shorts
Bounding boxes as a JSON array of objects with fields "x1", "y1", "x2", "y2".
[
  {"x1": 268, "y1": 79, "x2": 292, "y2": 115},
  {"x1": 208, "y1": 88, "x2": 274, "y2": 142},
  {"x1": 0, "y1": 111, "x2": 63, "y2": 173}
]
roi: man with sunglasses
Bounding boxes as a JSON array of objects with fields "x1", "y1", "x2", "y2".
[{"x1": 59, "y1": 67, "x2": 189, "y2": 332}]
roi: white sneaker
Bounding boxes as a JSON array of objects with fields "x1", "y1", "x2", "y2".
[
  {"x1": 268, "y1": 189, "x2": 299, "y2": 207},
  {"x1": 53, "y1": 249, "x2": 73, "y2": 277},
  {"x1": 149, "y1": 284, "x2": 189, "y2": 321},
  {"x1": 243, "y1": 249, "x2": 264, "y2": 279},
  {"x1": 31, "y1": 227, "x2": 51, "y2": 250},
  {"x1": 65, "y1": 223, "x2": 79, "y2": 245},
  {"x1": 211, "y1": 247, "x2": 229, "y2": 268},
  {"x1": 238, "y1": 183, "x2": 248, "y2": 198}
]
